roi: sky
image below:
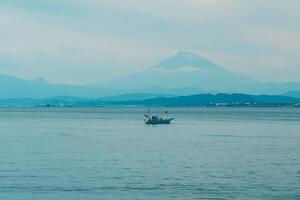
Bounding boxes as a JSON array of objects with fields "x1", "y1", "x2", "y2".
[{"x1": 0, "y1": 0, "x2": 299, "y2": 84}]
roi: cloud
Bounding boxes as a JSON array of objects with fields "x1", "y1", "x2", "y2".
[
  {"x1": 249, "y1": 27, "x2": 300, "y2": 51},
  {"x1": 0, "y1": 0, "x2": 299, "y2": 83}
]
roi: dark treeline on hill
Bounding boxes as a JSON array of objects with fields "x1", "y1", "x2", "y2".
[
  {"x1": 114, "y1": 93, "x2": 300, "y2": 107},
  {"x1": 0, "y1": 93, "x2": 299, "y2": 107}
]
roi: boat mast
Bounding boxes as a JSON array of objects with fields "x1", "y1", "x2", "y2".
[{"x1": 147, "y1": 107, "x2": 150, "y2": 115}]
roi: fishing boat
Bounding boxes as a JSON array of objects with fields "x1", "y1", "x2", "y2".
[{"x1": 144, "y1": 111, "x2": 175, "y2": 124}]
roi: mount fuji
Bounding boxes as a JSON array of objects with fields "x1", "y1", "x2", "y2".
[
  {"x1": 0, "y1": 52, "x2": 299, "y2": 99},
  {"x1": 101, "y1": 51, "x2": 300, "y2": 94}
]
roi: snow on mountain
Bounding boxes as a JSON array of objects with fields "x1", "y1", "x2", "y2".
[
  {"x1": 101, "y1": 51, "x2": 300, "y2": 94},
  {"x1": 152, "y1": 51, "x2": 221, "y2": 71}
]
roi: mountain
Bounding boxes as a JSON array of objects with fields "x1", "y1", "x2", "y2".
[
  {"x1": 99, "y1": 93, "x2": 175, "y2": 101},
  {"x1": 0, "y1": 93, "x2": 298, "y2": 107},
  {"x1": 0, "y1": 52, "x2": 299, "y2": 99},
  {"x1": 284, "y1": 90, "x2": 300, "y2": 98},
  {"x1": 0, "y1": 75, "x2": 121, "y2": 98},
  {"x1": 135, "y1": 86, "x2": 203, "y2": 96},
  {"x1": 115, "y1": 93, "x2": 300, "y2": 107},
  {"x1": 101, "y1": 51, "x2": 300, "y2": 94},
  {"x1": 152, "y1": 51, "x2": 221, "y2": 71}
]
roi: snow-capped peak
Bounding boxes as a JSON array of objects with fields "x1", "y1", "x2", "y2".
[{"x1": 153, "y1": 51, "x2": 221, "y2": 71}]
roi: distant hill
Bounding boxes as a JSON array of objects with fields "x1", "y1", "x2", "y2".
[
  {"x1": 99, "y1": 93, "x2": 175, "y2": 101},
  {"x1": 0, "y1": 75, "x2": 121, "y2": 98},
  {"x1": 101, "y1": 51, "x2": 300, "y2": 94},
  {"x1": 113, "y1": 93, "x2": 300, "y2": 107},
  {"x1": 0, "y1": 93, "x2": 298, "y2": 107},
  {"x1": 0, "y1": 74, "x2": 202, "y2": 99},
  {"x1": 284, "y1": 91, "x2": 300, "y2": 98},
  {"x1": 0, "y1": 52, "x2": 299, "y2": 98},
  {"x1": 135, "y1": 86, "x2": 203, "y2": 96}
]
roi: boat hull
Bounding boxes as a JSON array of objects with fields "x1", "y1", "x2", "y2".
[{"x1": 145, "y1": 118, "x2": 174, "y2": 125}]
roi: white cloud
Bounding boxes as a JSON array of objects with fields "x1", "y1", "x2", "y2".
[
  {"x1": 0, "y1": 0, "x2": 299, "y2": 83},
  {"x1": 249, "y1": 27, "x2": 300, "y2": 51}
]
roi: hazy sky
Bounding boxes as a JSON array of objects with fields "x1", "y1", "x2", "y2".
[{"x1": 0, "y1": 0, "x2": 299, "y2": 84}]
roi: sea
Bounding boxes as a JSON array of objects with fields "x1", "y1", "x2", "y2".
[{"x1": 0, "y1": 107, "x2": 299, "y2": 200}]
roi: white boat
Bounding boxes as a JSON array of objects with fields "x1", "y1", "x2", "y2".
[{"x1": 144, "y1": 111, "x2": 174, "y2": 124}]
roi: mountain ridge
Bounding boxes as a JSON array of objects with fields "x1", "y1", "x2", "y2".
[
  {"x1": 101, "y1": 52, "x2": 300, "y2": 94},
  {"x1": 152, "y1": 51, "x2": 221, "y2": 71},
  {"x1": 0, "y1": 74, "x2": 122, "y2": 98},
  {"x1": 0, "y1": 51, "x2": 299, "y2": 98},
  {"x1": 284, "y1": 90, "x2": 300, "y2": 98},
  {"x1": 115, "y1": 93, "x2": 300, "y2": 107},
  {"x1": 0, "y1": 93, "x2": 299, "y2": 107}
]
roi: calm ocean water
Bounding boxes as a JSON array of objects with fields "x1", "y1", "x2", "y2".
[{"x1": 0, "y1": 107, "x2": 299, "y2": 200}]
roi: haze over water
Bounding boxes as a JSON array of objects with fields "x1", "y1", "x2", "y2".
[{"x1": 0, "y1": 107, "x2": 299, "y2": 199}]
